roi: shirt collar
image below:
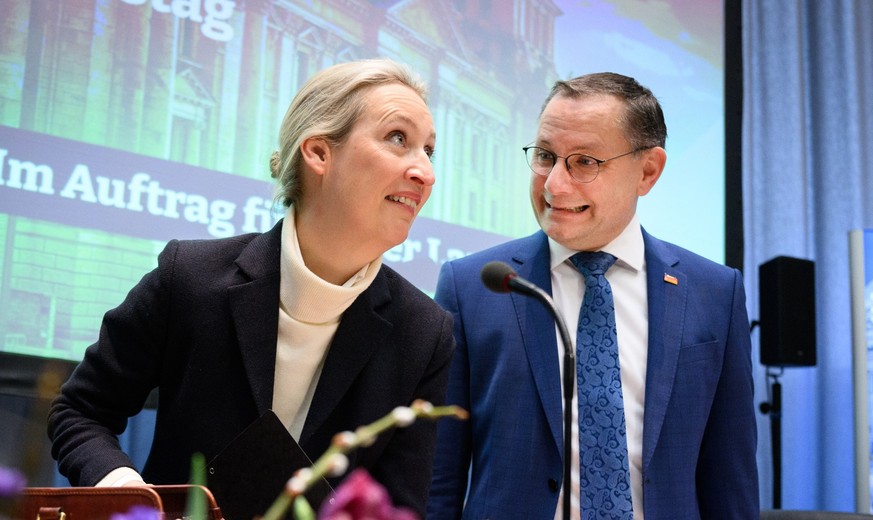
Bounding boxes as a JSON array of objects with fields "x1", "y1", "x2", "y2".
[{"x1": 548, "y1": 213, "x2": 645, "y2": 273}]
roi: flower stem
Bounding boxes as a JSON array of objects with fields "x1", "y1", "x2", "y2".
[{"x1": 260, "y1": 400, "x2": 467, "y2": 520}]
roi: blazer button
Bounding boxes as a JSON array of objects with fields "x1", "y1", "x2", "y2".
[{"x1": 548, "y1": 478, "x2": 559, "y2": 492}]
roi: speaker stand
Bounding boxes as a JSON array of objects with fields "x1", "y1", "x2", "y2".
[{"x1": 759, "y1": 366, "x2": 783, "y2": 509}]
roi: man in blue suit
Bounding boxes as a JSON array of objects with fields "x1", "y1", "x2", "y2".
[{"x1": 427, "y1": 73, "x2": 758, "y2": 519}]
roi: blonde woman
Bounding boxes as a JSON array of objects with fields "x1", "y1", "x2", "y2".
[{"x1": 50, "y1": 59, "x2": 453, "y2": 519}]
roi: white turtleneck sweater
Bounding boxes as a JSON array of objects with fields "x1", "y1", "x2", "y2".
[{"x1": 273, "y1": 208, "x2": 381, "y2": 440}]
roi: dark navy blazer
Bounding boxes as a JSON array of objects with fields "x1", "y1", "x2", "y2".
[{"x1": 49, "y1": 219, "x2": 455, "y2": 518}]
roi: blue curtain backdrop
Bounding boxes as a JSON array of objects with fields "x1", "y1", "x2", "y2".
[{"x1": 744, "y1": 0, "x2": 873, "y2": 511}]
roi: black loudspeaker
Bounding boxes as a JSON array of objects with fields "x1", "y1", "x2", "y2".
[{"x1": 758, "y1": 256, "x2": 816, "y2": 366}]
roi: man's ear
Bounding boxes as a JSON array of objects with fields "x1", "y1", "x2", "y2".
[
  {"x1": 300, "y1": 137, "x2": 331, "y2": 176},
  {"x1": 637, "y1": 146, "x2": 667, "y2": 196}
]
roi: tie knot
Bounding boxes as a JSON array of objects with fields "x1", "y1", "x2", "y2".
[{"x1": 570, "y1": 251, "x2": 617, "y2": 276}]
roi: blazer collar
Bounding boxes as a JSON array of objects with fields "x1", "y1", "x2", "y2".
[
  {"x1": 299, "y1": 268, "x2": 392, "y2": 446},
  {"x1": 228, "y1": 221, "x2": 283, "y2": 416},
  {"x1": 513, "y1": 228, "x2": 689, "y2": 466},
  {"x1": 227, "y1": 219, "x2": 394, "y2": 441},
  {"x1": 640, "y1": 229, "x2": 686, "y2": 471},
  {"x1": 510, "y1": 231, "x2": 565, "y2": 453}
]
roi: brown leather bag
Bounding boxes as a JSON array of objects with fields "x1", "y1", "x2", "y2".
[{"x1": 14, "y1": 484, "x2": 224, "y2": 520}]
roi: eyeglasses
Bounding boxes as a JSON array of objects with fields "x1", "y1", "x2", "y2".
[{"x1": 522, "y1": 145, "x2": 646, "y2": 183}]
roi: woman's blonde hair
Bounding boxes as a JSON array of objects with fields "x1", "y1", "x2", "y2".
[{"x1": 270, "y1": 59, "x2": 428, "y2": 208}]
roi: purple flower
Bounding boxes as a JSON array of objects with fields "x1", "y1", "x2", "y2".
[
  {"x1": 109, "y1": 505, "x2": 161, "y2": 520},
  {"x1": 0, "y1": 466, "x2": 25, "y2": 498},
  {"x1": 318, "y1": 469, "x2": 418, "y2": 520}
]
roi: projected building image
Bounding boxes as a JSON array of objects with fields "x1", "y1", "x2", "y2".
[{"x1": 0, "y1": 0, "x2": 724, "y2": 362}]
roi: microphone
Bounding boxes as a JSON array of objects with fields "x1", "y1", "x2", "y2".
[
  {"x1": 481, "y1": 261, "x2": 550, "y2": 299},
  {"x1": 480, "y1": 260, "x2": 575, "y2": 520},
  {"x1": 480, "y1": 263, "x2": 571, "y2": 348}
]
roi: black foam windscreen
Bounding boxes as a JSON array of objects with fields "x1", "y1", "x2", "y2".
[{"x1": 758, "y1": 256, "x2": 816, "y2": 367}]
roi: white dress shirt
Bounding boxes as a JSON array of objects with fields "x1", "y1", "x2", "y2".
[{"x1": 551, "y1": 214, "x2": 649, "y2": 520}]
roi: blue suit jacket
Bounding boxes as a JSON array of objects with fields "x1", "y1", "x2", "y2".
[{"x1": 427, "y1": 229, "x2": 758, "y2": 519}]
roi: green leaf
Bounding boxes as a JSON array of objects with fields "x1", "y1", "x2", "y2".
[
  {"x1": 186, "y1": 452, "x2": 207, "y2": 519},
  {"x1": 292, "y1": 495, "x2": 316, "y2": 520}
]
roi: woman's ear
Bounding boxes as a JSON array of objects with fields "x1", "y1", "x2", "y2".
[{"x1": 300, "y1": 137, "x2": 331, "y2": 176}]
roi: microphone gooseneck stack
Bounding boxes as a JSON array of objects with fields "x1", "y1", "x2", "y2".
[{"x1": 480, "y1": 261, "x2": 574, "y2": 520}]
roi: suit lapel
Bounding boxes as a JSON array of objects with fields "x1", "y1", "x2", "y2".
[
  {"x1": 298, "y1": 270, "x2": 392, "y2": 444},
  {"x1": 512, "y1": 232, "x2": 564, "y2": 453},
  {"x1": 640, "y1": 230, "x2": 686, "y2": 471},
  {"x1": 227, "y1": 219, "x2": 391, "y2": 445},
  {"x1": 228, "y1": 221, "x2": 283, "y2": 416}
]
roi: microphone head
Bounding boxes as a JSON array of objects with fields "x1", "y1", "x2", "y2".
[{"x1": 481, "y1": 261, "x2": 516, "y2": 293}]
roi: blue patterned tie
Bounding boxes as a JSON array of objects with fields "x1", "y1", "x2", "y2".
[{"x1": 570, "y1": 251, "x2": 633, "y2": 520}]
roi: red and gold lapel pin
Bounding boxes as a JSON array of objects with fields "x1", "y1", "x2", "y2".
[{"x1": 663, "y1": 273, "x2": 679, "y2": 285}]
